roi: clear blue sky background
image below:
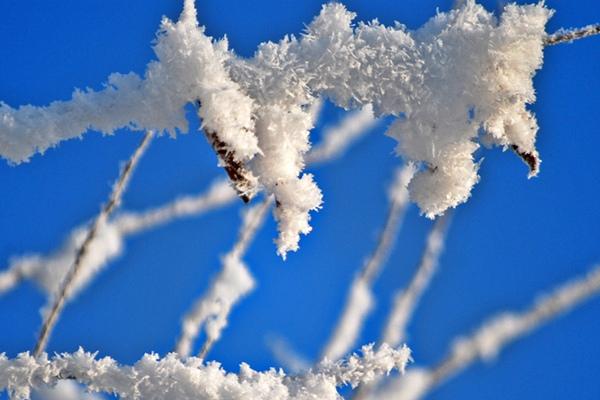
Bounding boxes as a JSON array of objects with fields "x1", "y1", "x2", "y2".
[{"x1": 0, "y1": 1, "x2": 599, "y2": 399}]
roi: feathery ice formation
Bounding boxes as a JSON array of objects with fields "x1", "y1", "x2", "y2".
[{"x1": 0, "y1": 0, "x2": 552, "y2": 254}]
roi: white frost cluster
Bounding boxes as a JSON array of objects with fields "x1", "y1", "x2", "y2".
[
  {"x1": 0, "y1": 0, "x2": 552, "y2": 254},
  {"x1": 0, "y1": 344, "x2": 410, "y2": 400},
  {"x1": 34, "y1": 380, "x2": 104, "y2": 400},
  {"x1": 0, "y1": 105, "x2": 372, "y2": 310}
]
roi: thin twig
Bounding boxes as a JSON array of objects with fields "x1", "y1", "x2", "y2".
[
  {"x1": 320, "y1": 165, "x2": 414, "y2": 361},
  {"x1": 33, "y1": 131, "x2": 154, "y2": 357},
  {"x1": 430, "y1": 263, "x2": 600, "y2": 387},
  {"x1": 375, "y1": 263, "x2": 600, "y2": 400},
  {"x1": 381, "y1": 211, "x2": 453, "y2": 347},
  {"x1": 545, "y1": 24, "x2": 600, "y2": 46},
  {"x1": 174, "y1": 196, "x2": 273, "y2": 358},
  {"x1": 196, "y1": 196, "x2": 273, "y2": 358},
  {"x1": 203, "y1": 128, "x2": 258, "y2": 203},
  {"x1": 0, "y1": 105, "x2": 376, "y2": 299},
  {"x1": 353, "y1": 211, "x2": 452, "y2": 400}
]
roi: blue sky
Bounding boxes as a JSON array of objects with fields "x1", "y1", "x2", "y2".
[{"x1": 0, "y1": 1, "x2": 599, "y2": 399}]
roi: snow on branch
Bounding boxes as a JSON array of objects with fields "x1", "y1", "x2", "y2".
[
  {"x1": 0, "y1": 102, "x2": 371, "y2": 312},
  {"x1": 228, "y1": 1, "x2": 555, "y2": 220},
  {"x1": 0, "y1": 179, "x2": 236, "y2": 300},
  {"x1": 352, "y1": 210, "x2": 452, "y2": 400},
  {"x1": 375, "y1": 263, "x2": 600, "y2": 400},
  {"x1": 33, "y1": 131, "x2": 154, "y2": 357},
  {"x1": 1, "y1": 0, "x2": 572, "y2": 256},
  {"x1": 321, "y1": 165, "x2": 415, "y2": 362},
  {"x1": 35, "y1": 380, "x2": 104, "y2": 400},
  {"x1": 175, "y1": 198, "x2": 272, "y2": 358},
  {"x1": 0, "y1": 344, "x2": 410, "y2": 400},
  {"x1": 545, "y1": 24, "x2": 600, "y2": 46},
  {"x1": 306, "y1": 105, "x2": 378, "y2": 165}
]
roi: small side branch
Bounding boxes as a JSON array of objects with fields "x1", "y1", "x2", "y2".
[
  {"x1": 174, "y1": 197, "x2": 273, "y2": 358},
  {"x1": 545, "y1": 24, "x2": 600, "y2": 46},
  {"x1": 32, "y1": 131, "x2": 154, "y2": 357}
]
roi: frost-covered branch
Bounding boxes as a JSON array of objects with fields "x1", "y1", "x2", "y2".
[
  {"x1": 0, "y1": 344, "x2": 410, "y2": 400},
  {"x1": 545, "y1": 24, "x2": 600, "y2": 46},
  {"x1": 114, "y1": 179, "x2": 237, "y2": 235},
  {"x1": 0, "y1": 102, "x2": 372, "y2": 312},
  {"x1": 321, "y1": 165, "x2": 415, "y2": 361},
  {"x1": 306, "y1": 105, "x2": 378, "y2": 165},
  {"x1": 352, "y1": 211, "x2": 452, "y2": 400},
  {"x1": 1, "y1": 0, "x2": 565, "y2": 255},
  {"x1": 175, "y1": 198, "x2": 272, "y2": 358},
  {"x1": 267, "y1": 336, "x2": 311, "y2": 374},
  {"x1": 34, "y1": 380, "x2": 103, "y2": 400},
  {"x1": 33, "y1": 131, "x2": 153, "y2": 357},
  {"x1": 0, "y1": 179, "x2": 236, "y2": 299},
  {"x1": 381, "y1": 212, "x2": 453, "y2": 347},
  {"x1": 375, "y1": 263, "x2": 600, "y2": 400}
]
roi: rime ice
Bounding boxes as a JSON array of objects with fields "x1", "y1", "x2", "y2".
[
  {"x1": 0, "y1": 0, "x2": 553, "y2": 254},
  {"x1": 0, "y1": 344, "x2": 410, "y2": 400}
]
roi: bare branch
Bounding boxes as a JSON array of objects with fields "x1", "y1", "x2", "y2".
[
  {"x1": 203, "y1": 127, "x2": 258, "y2": 203},
  {"x1": 32, "y1": 131, "x2": 154, "y2": 357}
]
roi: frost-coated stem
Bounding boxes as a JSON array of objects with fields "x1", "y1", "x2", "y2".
[
  {"x1": 0, "y1": 105, "x2": 373, "y2": 303},
  {"x1": 114, "y1": 179, "x2": 236, "y2": 235},
  {"x1": 320, "y1": 165, "x2": 415, "y2": 361},
  {"x1": 0, "y1": 267, "x2": 25, "y2": 295},
  {"x1": 353, "y1": 211, "x2": 452, "y2": 400},
  {"x1": 33, "y1": 131, "x2": 153, "y2": 357},
  {"x1": 376, "y1": 263, "x2": 600, "y2": 400},
  {"x1": 545, "y1": 24, "x2": 600, "y2": 46},
  {"x1": 431, "y1": 263, "x2": 600, "y2": 387},
  {"x1": 381, "y1": 211, "x2": 453, "y2": 347},
  {"x1": 0, "y1": 344, "x2": 410, "y2": 400},
  {"x1": 306, "y1": 105, "x2": 378, "y2": 165},
  {"x1": 175, "y1": 197, "x2": 273, "y2": 358}
]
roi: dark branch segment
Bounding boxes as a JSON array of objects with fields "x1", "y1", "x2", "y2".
[
  {"x1": 545, "y1": 24, "x2": 600, "y2": 46},
  {"x1": 203, "y1": 129, "x2": 258, "y2": 203},
  {"x1": 511, "y1": 145, "x2": 540, "y2": 177},
  {"x1": 195, "y1": 100, "x2": 259, "y2": 203}
]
